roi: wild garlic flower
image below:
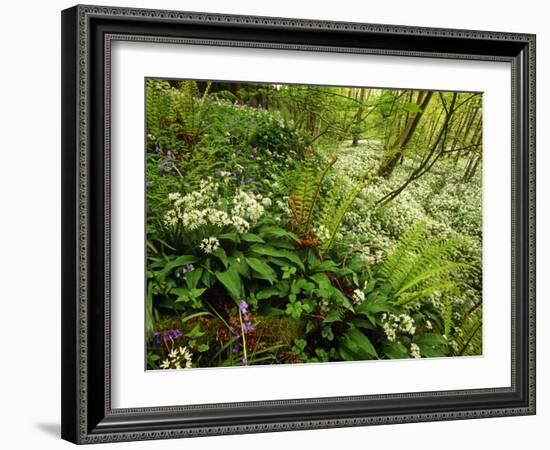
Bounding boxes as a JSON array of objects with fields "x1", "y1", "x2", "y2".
[
  {"x1": 163, "y1": 182, "x2": 268, "y2": 235},
  {"x1": 410, "y1": 343, "x2": 421, "y2": 358},
  {"x1": 160, "y1": 345, "x2": 194, "y2": 369},
  {"x1": 383, "y1": 322, "x2": 397, "y2": 342},
  {"x1": 382, "y1": 313, "x2": 417, "y2": 341},
  {"x1": 352, "y1": 289, "x2": 366, "y2": 305},
  {"x1": 315, "y1": 224, "x2": 331, "y2": 241},
  {"x1": 200, "y1": 237, "x2": 220, "y2": 254}
]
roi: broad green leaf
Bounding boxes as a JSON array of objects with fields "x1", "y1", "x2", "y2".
[
  {"x1": 413, "y1": 333, "x2": 449, "y2": 357},
  {"x1": 214, "y1": 266, "x2": 243, "y2": 301},
  {"x1": 212, "y1": 247, "x2": 229, "y2": 268},
  {"x1": 249, "y1": 244, "x2": 305, "y2": 271},
  {"x1": 258, "y1": 225, "x2": 299, "y2": 241},
  {"x1": 323, "y1": 309, "x2": 341, "y2": 324},
  {"x1": 246, "y1": 257, "x2": 277, "y2": 283},
  {"x1": 383, "y1": 341, "x2": 409, "y2": 359},
  {"x1": 256, "y1": 281, "x2": 289, "y2": 300},
  {"x1": 310, "y1": 260, "x2": 339, "y2": 273},
  {"x1": 159, "y1": 255, "x2": 198, "y2": 276},
  {"x1": 185, "y1": 267, "x2": 203, "y2": 290},
  {"x1": 241, "y1": 233, "x2": 265, "y2": 243},
  {"x1": 356, "y1": 297, "x2": 394, "y2": 316},
  {"x1": 219, "y1": 232, "x2": 240, "y2": 243},
  {"x1": 339, "y1": 326, "x2": 378, "y2": 360}
]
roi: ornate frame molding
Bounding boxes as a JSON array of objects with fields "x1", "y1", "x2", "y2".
[{"x1": 61, "y1": 4, "x2": 536, "y2": 444}]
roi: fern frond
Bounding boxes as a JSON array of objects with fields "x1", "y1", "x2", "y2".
[
  {"x1": 380, "y1": 221, "x2": 427, "y2": 287},
  {"x1": 454, "y1": 305, "x2": 482, "y2": 356},
  {"x1": 288, "y1": 151, "x2": 337, "y2": 238},
  {"x1": 395, "y1": 262, "x2": 468, "y2": 299},
  {"x1": 318, "y1": 179, "x2": 366, "y2": 258},
  {"x1": 442, "y1": 296, "x2": 454, "y2": 336}
]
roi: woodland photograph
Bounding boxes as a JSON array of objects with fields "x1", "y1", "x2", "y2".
[{"x1": 144, "y1": 79, "x2": 483, "y2": 370}]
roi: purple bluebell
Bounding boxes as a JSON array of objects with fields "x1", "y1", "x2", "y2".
[
  {"x1": 159, "y1": 160, "x2": 175, "y2": 173},
  {"x1": 239, "y1": 300, "x2": 249, "y2": 320},
  {"x1": 151, "y1": 328, "x2": 183, "y2": 346},
  {"x1": 154, "y1": 146, "x2": 161, "y2": 154},
  {"x1": 166, "y1": 150, "x2": 175, "y2": 160},
  {"x1": 181, "y1": 264, "x2": 195, "y2": 274},
  {"x1": 171, "y1": 329, "x2": 183, "y2": 339}
]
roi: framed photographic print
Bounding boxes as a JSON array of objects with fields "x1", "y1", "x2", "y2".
[{"x1": 61, "y1": 4, "x2": 536, "y2": 444}]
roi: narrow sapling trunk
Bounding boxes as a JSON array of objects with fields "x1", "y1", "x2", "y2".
[{"x1": 378, "y1": 90, "x2": 434, "y2": 178}]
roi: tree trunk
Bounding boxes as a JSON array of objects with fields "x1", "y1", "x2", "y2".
[
  {"x1": 351, "y1": 89, "x2": 367, "y2": 146},
  {"x1": 378, "y1": 90, "x2": 434, "y2": 178}
]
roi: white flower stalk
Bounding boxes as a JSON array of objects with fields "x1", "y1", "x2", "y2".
[
  {"x1": 351, "y1": 289, "x2": 366, "y2": 305},
  {"x1": 160, "y1": 345, "x2": 194, "y2": 370},
  {"x1": 200, "y1": 237, "x2": 220, "y2": 254},
  {"x1": 381, "y1": 313, "x2": 417, "y2": 342},
  {"x1": 163, "y1": 182, "x2": 268, "y2": 236},
  {"x1": 410, "y1": 343, "x2": 421, "y2": 359}
]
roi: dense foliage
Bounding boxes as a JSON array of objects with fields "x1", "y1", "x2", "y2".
[{"x1": 145, "y1": 80, "x2": 483, "y2": 369}]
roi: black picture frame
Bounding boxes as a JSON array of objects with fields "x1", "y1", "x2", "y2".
[{"x1": 61, "y1": 4, "x2": 536, "y2": 444}]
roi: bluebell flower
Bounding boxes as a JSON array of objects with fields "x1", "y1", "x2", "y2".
[
  {"x1": 159, "y1": 160, "x2": 175, "y2": 173},
  {"x1": 151, "y1": 328, "x2": 183, "y2": 346},
  {"x1": 239, "y1": 300, "x2": 249, "y2": 320},
  {"x1": 181, "y1": 264, "x2": 195, "y2": 274}
]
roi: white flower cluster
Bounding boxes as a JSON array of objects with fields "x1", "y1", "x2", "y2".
[
  {"x1": 200, "y1": 237, "x2": 220, "y2": 254},
  {"x1": 351, "y1": 289, "x2": 365, "y2": 305},
  {"x1": 315, "y1": 224, "x2": 331, "y2": 241},
  {"x1": 381, "y1": 313, "x2": 417, "y2": 342},
  {"x1": 233, "y1": 190, "x2": 264, "y2": 225},
  {"x1": 163, "y1": 179, "x2": 269, "y2": 235},
  {"x1": 319, "y1": 298, "x2": 330, "y2": 315},
  {"x1": 409, "y1": 342, "x2": 421, "y2": 358},
  {"x1": 359, "y1": 245, "x2": 385, "y2": 265},
  {"x1": 160, "y1": 345, "x2": 193, "y2": 369},
  {"x1": 275, "y1": 198, "x2": 292, "y2": 217}
]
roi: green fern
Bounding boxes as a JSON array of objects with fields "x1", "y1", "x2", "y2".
[
  {"x1": 454, "y1": 304, "x2": 482, "y2": 356},
  {"x1": 318, "y1": 179, "x2": 367, "y2": 258},
  {"x1": 146, "y1": 79, "x2": 172, "y2": 138},
  {"x1": 288, "y1": 150, "x2": 337, "y2": 238},
  {"x1": 442, "y1": 296, "x2": 454, "y2": 336},
  {"x1": 146, "y1": 79, "x2": 212, "y2": 154},
  {"x1": 380, "y1": 222, "x2": 426, "y2": 286},
  {"x1": 379, "y1": 222, "x2": 469, "y2": 306}
]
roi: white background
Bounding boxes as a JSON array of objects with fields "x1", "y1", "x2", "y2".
[
  {"x1": 0, "y1": 0, "x2": 546, "y2": 449},
  {"x1": 112, "y1": 42, "x2": 511, "y2": 408}
]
